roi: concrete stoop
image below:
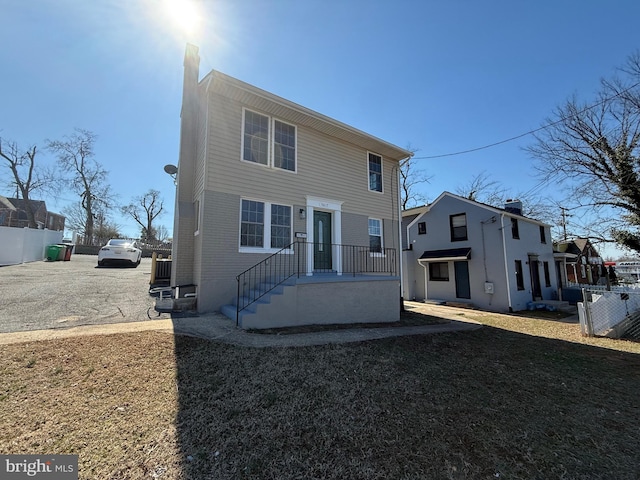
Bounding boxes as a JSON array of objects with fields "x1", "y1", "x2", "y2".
[
  {"x1": 529, "y1": 299, "x2": 576, "y2": 314},
  {"x1": 220, "y1": 278, "x2": 295, "y2": 327}
]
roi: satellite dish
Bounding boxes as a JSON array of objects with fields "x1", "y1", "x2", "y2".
[{"x1": 164, "y1": 164, "x2": 178, "y2": 175}]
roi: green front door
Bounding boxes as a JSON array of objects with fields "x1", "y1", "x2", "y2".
[
  {"x1": 454, "y1": 261, "x2": 471, "y2": 299},
  {"x1": 313, "y1": 211, "x2": 332, "y2": 270}
]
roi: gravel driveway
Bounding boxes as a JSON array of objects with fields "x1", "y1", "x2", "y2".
[{"x1": 0, "y1": 254, "x2": 162, "y2": 333}]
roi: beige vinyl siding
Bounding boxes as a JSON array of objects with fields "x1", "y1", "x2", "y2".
[
  {"x1": 196, "y1": 191, "x2": 399, "y2": 312},
  {"x1": 204, "y1": 93, "x2": 399, "y2": 219}
]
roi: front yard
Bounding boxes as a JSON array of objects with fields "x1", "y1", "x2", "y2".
[{"x1": 1, "y1": 309, "x2": 639, "y2": 479}]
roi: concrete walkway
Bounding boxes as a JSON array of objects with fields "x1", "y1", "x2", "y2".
[{"x1": 0, "y1": 303, "x2": 482, "y2": 348}]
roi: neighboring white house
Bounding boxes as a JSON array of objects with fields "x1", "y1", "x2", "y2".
[
  {"x1": 170, "y1": 44, "x2": 412, "y2": 329},
  {"x1": 402, "y1": 192, "x2": 567, "y2": 312}
]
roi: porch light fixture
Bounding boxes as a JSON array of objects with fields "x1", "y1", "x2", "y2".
[
  {"x1": 299, "y1": 208, "x2": 306, "y2": 220},
  {"x1": 164, "y1": 164, "x2": 178, "y2": 185}
]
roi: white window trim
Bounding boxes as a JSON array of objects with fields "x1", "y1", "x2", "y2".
[
  {"x1": 241, "y1": 108, "x2": 297, "y2": 173},
  {"x1": 368, "y1": 217, "x2": 385, "y2": 257},
  {"x1": 367, "y1": 152, "x2": 384, "y2": 194},
  {"x1": 239, "y1": 198, "x2": 294, "y2": 254},
  {"x1": 305, "y1": 196, "x2": 344, "y2": 276}
]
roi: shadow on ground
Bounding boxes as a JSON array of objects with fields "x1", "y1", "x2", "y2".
[{"x1": 170, "y1": 320, "x2": 640, "y2": 479}]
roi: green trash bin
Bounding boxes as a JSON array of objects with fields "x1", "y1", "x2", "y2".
[{"x1": 46, "y1": 245, "x2": 63, "y2": 261}]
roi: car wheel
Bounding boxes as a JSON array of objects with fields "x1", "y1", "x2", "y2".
[{"x1": 98, "y1": 260, "x2": 104, "y2": 267}]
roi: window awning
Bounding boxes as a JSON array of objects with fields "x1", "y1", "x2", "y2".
[{"x1": 418, "y1": 248, "x2": 471, "y2": 262}]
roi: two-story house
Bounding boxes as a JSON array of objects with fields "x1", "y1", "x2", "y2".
[
  {"x1": 171, "y1": 45, "x2": 412, "y2": 329},
  {"x1": 0, "y1": 196, "x2": 65, "y2": 231},
  {"x1": 402, "y1": 192, "x2": 564, "y2": 312}
]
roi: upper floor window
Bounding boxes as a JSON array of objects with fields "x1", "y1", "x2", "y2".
[
  {"x1": 369, "y1": 218, "x2": 383, "y2": 253},
  {"x1": 242, "y1": 109, "x2": 296, "y2": 172},
  {"x1": 240, "y1": 199, "x2": 292, "y2": 252},
  {"x1": 418, "y1": 221, "x2": 426, "y2": 235},
  {"x1": 368, "y1": 153, "x2": 383, "y2": 192},
  {"x1": 511, "y1": 218, "x2": 520, "y2": 239},
  {"x1": 539, "y1": 225, "x2": 547, "y2": 243},
  {"x1": 450, "y1": 213, "x2": 467, "y2": 242}
]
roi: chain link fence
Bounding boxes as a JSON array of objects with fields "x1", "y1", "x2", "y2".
[{"x1": 579, "y1": 287, "x2": 640, "y2": 339}]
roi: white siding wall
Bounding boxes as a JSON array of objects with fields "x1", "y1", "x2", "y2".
[{"x1": 404, "y1": 195, "x2": 557, "y2": 312}]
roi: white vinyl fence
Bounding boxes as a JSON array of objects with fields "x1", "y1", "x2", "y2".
[
  {"x1": 579, "y1": 287, "x2": 640, "y2": 339},
  {"x1": 0, "y1": 226, "x2": 63, "y2": 266}
]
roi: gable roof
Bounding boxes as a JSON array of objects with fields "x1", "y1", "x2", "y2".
[
  {"x1": 555, "y1": 238, "x2": 598, "y2": 256},
  {"x1": 402, "y1": 205, "x2": 429, "y2": 217},
  {"x1": 0, "y1": 195, "x2": 16, "y2": 210},
  {"x1": 201, "y1": 70, "x2": 413, "y2": 163},
  {"x1": 405, "y1": 191, "x2": 550, "y2": 227},
  {"x1": 7, "y1": 198, "x2": 46, "y2": 212}
]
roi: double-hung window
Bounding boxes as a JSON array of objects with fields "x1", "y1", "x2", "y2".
[
  {"x1": 242, "y1": 109, "x2": 296, "y2": 172},
  {"x1": 450, "y1": 213, "x2": 467, "y2": 241},
  {"x1": 369, "y1": 218, "x2": 383, "y2": 253},
  {"x1": 240, "y1": 199, "x2": 292, "y2": 252},
  {"x1": 511, "y1": 218, "x2": 520, "y2": 239},
  {"x1": 368, "y1": 153, "x2": 383, "y2": 192},
  {"x1": 270, "y1": 204, "x2": 292, "y2": 249},
  {"x1": 539, "y1": 225, "x2": 547, "y2": 244}
]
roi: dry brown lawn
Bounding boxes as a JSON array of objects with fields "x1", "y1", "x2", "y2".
[{"x1": 1, "y1": 308, "x2": 640, "y2": 479}]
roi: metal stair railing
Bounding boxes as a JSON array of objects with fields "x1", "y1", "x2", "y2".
[
  {"x1": 235, "y1": 241, "x2": 397, "y2": 325},
  {"x1": 235, "y1": 242, "x2": 301, "y2": 326}
]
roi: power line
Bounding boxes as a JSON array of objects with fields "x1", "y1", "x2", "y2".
[{"x1": 412, "y1": 81, "x2": 640, "y2": 160}]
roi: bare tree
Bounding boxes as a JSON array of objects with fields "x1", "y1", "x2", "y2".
[
  {"x1": 527, "y1": 51, "x2": 640, "y2": 252},
  {"x1": 400, "y1": 148, "x2": 432, "y2": 209},
  {"x1": 455, "y1": 171, "x2": 507, "y2": 205},
  {"x1": 47, "y1": 129, "x2": 114, "y2": 244},
  {"x1": 121, "y1": 189, "x2": 164, "y2": 243},
  {"x1": 62, "y1": 201, "x2": 121, "y2": 244},
  {"x1": 0, "y1": 138, "x2": 52, "y2": 228},
  {"x1": 455, "y1": 171, "x2": 555, "y2": 223},
  {"x1": 155, "y1": 224, "x2": 170, "y2": 243}
]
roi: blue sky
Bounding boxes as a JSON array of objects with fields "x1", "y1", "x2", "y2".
[{"x1": 1, "y1": 0, "x2": 639, "y2": 257}]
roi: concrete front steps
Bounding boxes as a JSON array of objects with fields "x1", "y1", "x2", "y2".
[
  {"x1": 527, "y1": 299, "x2": 577, "y2": 314},
  {"x1": 220, "y1": 278, "x2": 296, "y2": 327}
]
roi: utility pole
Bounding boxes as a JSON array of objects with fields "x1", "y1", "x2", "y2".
[{"x1": 559, "y1": 207, "x2": 572, "y2": 240}]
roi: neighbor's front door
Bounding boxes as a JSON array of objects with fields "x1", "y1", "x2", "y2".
[
  {"x1": 529, "y1": 255, "x2": 542, "y2": 300},
  {"x1": 454, "y1": 261, "x2": 471, "y2": 299},
  {"x1": 313, "y1": 211, "x2": 332, "y2": 270}
]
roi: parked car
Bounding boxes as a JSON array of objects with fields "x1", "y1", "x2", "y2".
[{"x1": 98, "y1": 239, "x2": 142, "y2": 267}]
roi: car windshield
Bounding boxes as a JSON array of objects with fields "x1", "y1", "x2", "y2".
[{"x1": 108, "y1": 239, "x2": 133, "y2": 247}]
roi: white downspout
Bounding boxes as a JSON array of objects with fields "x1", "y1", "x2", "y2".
[
  {"x1": 419, "y1": 260, "x2": 429, "y2": 301},
  {"x1": 397, "y1": 163, "x2": 406, "y2": 304},
  {"x1": 500, "y1": 213, "x2": 513, "y2": 311}
]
